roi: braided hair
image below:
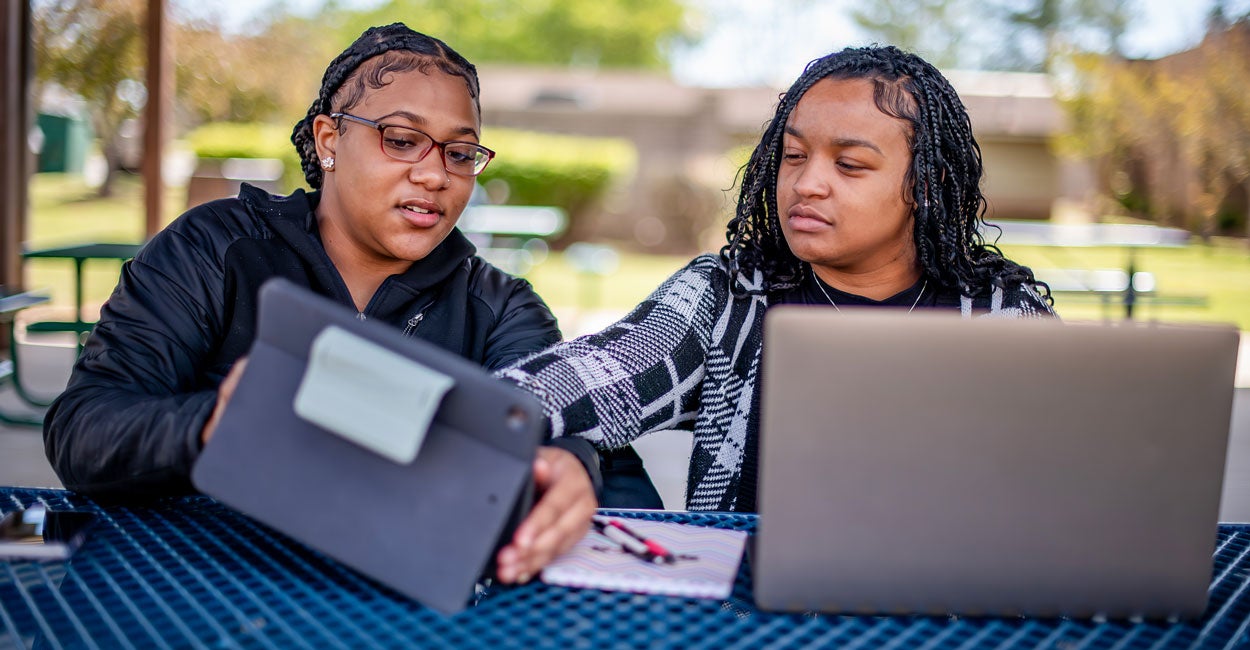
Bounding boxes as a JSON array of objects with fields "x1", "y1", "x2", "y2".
[
  {"x1": 723, "y1": 45, "x2": 1047, "y2": 301},
  {"x1": 291, "y1": 23, "x2": 480, "y2": 189}
]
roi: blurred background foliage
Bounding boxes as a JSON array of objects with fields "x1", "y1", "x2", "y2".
[
  {"x1": 32, "y1": 0, "x2": 684, "y2": 253},
  {"x1": 477, "y1": 129, "x2": 637, "y2": 244},
  {"x1": 30, "y1": 0, "x2": 1250, "y2": 240},
  {"x1": 1057, "y1": 19, "x2": 1250, "y2": 238},
  {"x1": 335, "y1": 0, "x2": 696, "y2": 69},
  {"x1": 183, "y1": 122, "x2": 304, "y2": 187},
  {"x1": 23, "y1": 0, "x2": 1250, "y2": 331},
  {"x1": 33, "y1": 0, "x2": 147, "y2": 198}
]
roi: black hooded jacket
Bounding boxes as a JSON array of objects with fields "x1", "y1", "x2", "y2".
[{"x1": 43, "y1": 183, "x2": 598, "y2": 498}]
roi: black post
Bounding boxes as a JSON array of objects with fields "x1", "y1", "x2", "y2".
[{"x1": 1123, "y1": 248, "x2": 1137, "y2": 320}]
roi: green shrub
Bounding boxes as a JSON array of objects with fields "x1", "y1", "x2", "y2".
[
  {"x1": 184, "y1": 124, "x2": 638, "y2": 211},
  {"x1": 478, "y1": 128, "x2": 637, "y2": 233},
  {"x1": 184, "y1": 122, "x2": 303, "y2": 190}
]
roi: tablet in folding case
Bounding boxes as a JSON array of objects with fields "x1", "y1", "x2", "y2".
[{"x1": 192, "y1": 278, "x2": 543, "y2": 614}]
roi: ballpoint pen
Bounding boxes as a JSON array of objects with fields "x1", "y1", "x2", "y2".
[{"x1": 591, "y1": 516, "x2": 676, "y2": 564}]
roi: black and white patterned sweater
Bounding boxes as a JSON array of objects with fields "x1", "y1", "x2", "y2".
[{"x1": 498, "y1": 254, "x2": 1055, "y2": 511}]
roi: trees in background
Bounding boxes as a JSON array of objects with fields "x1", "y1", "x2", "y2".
[
  {"x1": 852, "y1": 0, "x2": 1129, "y2": 71},
  {"x1": 32, "y1": 0, "x2": 322, "y2": 196},
  {"x1": 852, "y1": 0, "x2": 1249, "y2": 237},
  {"x1": 33, "y1": 0, "x2": 146, "y2": 197},
  {"x1": 1058, "y1": 20, "x2": 1250, "y2": 237},
  {"x1": 32, "y1": 0, "x2": 691, "y2": 197},
  {"x1": 850, "y1": 0, "x2": 977, "y2": 70},
  {"x1": 174, "y1": 14, "x2": 330, "y2": 127},
  {"x1": 337, "y1": 0, "x2": 693, "y2": 70},
  {"x1": 1190, "y1": 20, "x2": 1250, "y2": 239},
  {"x1": 33, "y1": 0, "x2": 1250, "y2": 240},
  {"x1": 995, "y1": 0, "x2": 1128, "y2": 70}
]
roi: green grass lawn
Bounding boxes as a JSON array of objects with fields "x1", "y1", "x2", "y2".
[
  {"x1": 25, "y1": 174, "x2": 182, "y2": 321},
  {"x1": 524, "y1": 251, "x2": 688, "y2": 313},
  {"x1": 998, "y1": 239, "x2": 1250, "y2": 328},
  {"x1": 24, "y1": 172, "x2": 1250, "y2": 331}
]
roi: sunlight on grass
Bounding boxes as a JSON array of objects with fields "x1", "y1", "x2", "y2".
[
  {"x1": 25, "y1": 174, "x2": 184, "y2": 320},
  {"x1": 999, "y1": 240, "x2": 1250, "y2": 328},
  {"x1": 525, "y1": 251, "x2": 689, "y2": 336}
]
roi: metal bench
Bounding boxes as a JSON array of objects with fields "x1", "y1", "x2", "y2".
[
  {"x1": 458, "y1": 205, "x2": 567, "y2": 275},
  {"x1": 993, "y1": 221, "x2": 1204, "y2": 319},
  {"x1": 0, "y1": 290, "x2": 53, "y2": 426},
  {"x1": 1037, "y1": 267, "x2": 1208, "y2": 317}
]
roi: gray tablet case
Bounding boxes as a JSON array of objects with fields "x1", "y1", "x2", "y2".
[{"x1": 192, "y1": 278, "x2": 543, "y2": 614}]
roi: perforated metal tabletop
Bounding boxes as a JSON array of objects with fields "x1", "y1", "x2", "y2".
[{"x1": 2, "y1": 488, "x2": 1248, "y2": 649}]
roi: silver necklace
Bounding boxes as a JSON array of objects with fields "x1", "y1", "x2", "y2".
[{"x1": 814, "y1": 276, "x2": 929, "y2": 313}]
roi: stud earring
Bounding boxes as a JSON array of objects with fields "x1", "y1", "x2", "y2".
[{"x1": 320, "y1": 156, "x2": 335, "y2": 171}]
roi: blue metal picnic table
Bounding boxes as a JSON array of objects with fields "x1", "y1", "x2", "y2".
[{"x1": 2, "y1": 487, "x2": 1249, "y2": 649}]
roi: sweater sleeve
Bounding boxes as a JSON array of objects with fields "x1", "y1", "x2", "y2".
[
  {"x1": 496, "y1": 255, "x2": 723, "y2": 450},
  {"x1": 42, "y1": 212, "x2": 233, "y2": 499},
  {"x1": 468, "y1": 262, "x2": 603, "y2": 491}
]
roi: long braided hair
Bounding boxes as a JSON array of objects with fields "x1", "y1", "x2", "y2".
[
  {"x1": 723, "y1": 45, "x2": 1046, "y2": 301},
  {"x1": 291, "y1": 23, "x2": 480, "y2": 190}
]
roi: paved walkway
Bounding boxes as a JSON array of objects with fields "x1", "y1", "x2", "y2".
[{"x1": 0, "y1": 339, "x2": 74, "y2": 488}]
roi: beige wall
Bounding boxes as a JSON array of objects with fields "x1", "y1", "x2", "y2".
[
  {"x1": 980, "y1": 140, "x2": 1059, "y2": 221},
  {"x1": 479, "y1": 67, "x2": 1072, "y2": 251}
]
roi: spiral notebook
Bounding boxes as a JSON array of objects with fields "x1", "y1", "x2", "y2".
[{"x1": 541, "y1": 518, "x2": 747, "y2": 599}]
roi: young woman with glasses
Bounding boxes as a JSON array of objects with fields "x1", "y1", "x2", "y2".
[
  {"x1": 498, "y1": 45, "x2": 1056, "y2": 513},
  {"x1": 45, "y1": 23, "x2": 595, "y2": 584}
]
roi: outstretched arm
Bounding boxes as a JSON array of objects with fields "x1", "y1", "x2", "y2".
[{"x1": 496, "y1": 255, "x2": 727, "y2": 450}]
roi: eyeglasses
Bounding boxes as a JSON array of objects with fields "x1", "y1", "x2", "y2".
[{"x1": 330, "y1": 112, "x2": 495, "y2": 177}]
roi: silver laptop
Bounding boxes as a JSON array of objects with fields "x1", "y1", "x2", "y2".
[{"x1": 755, "y1": 308, "x2": 1240, "y2": 619}]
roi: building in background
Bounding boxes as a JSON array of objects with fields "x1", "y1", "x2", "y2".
[{"x1": 479, "y1": 65, "x2": 1082, "y2": 253}]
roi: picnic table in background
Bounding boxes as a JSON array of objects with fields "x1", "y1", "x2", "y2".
[
  {"x1": 990, "y1": 220, "x2": 1205, "y2": 318},
  {"x1": 0, "y1": 290, "x2": 51, "y2": 425},
  {"x1": 1, "y1": 243, "x2": 145, "y2": 414},
  {"x1": 458, "y1": 205, "x2": 566, "y2": 275},
  {"x1": 21, "y1": 242, "x2": 144, "y2": 347}
]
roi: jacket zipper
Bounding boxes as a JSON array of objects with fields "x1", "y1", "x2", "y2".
[
  {"x1": 359, "y1": 296, "x2": 432, "y2": 334},
  {"x1": 401, "y1": 312, "x2": 425, "y2": 336}
]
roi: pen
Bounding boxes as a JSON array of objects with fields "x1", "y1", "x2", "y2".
[{"x1": 591, "y1": 516, "x2": 675, "y2": 564}]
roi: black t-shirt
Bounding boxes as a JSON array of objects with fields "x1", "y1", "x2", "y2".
[{"x1": 778, "y1": 273, "x2": 963, "y2": 309}]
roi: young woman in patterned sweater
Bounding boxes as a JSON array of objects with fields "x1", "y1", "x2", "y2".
[{"x1": 499, "y1": 45, "x2": 1056, "y2": 512}]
